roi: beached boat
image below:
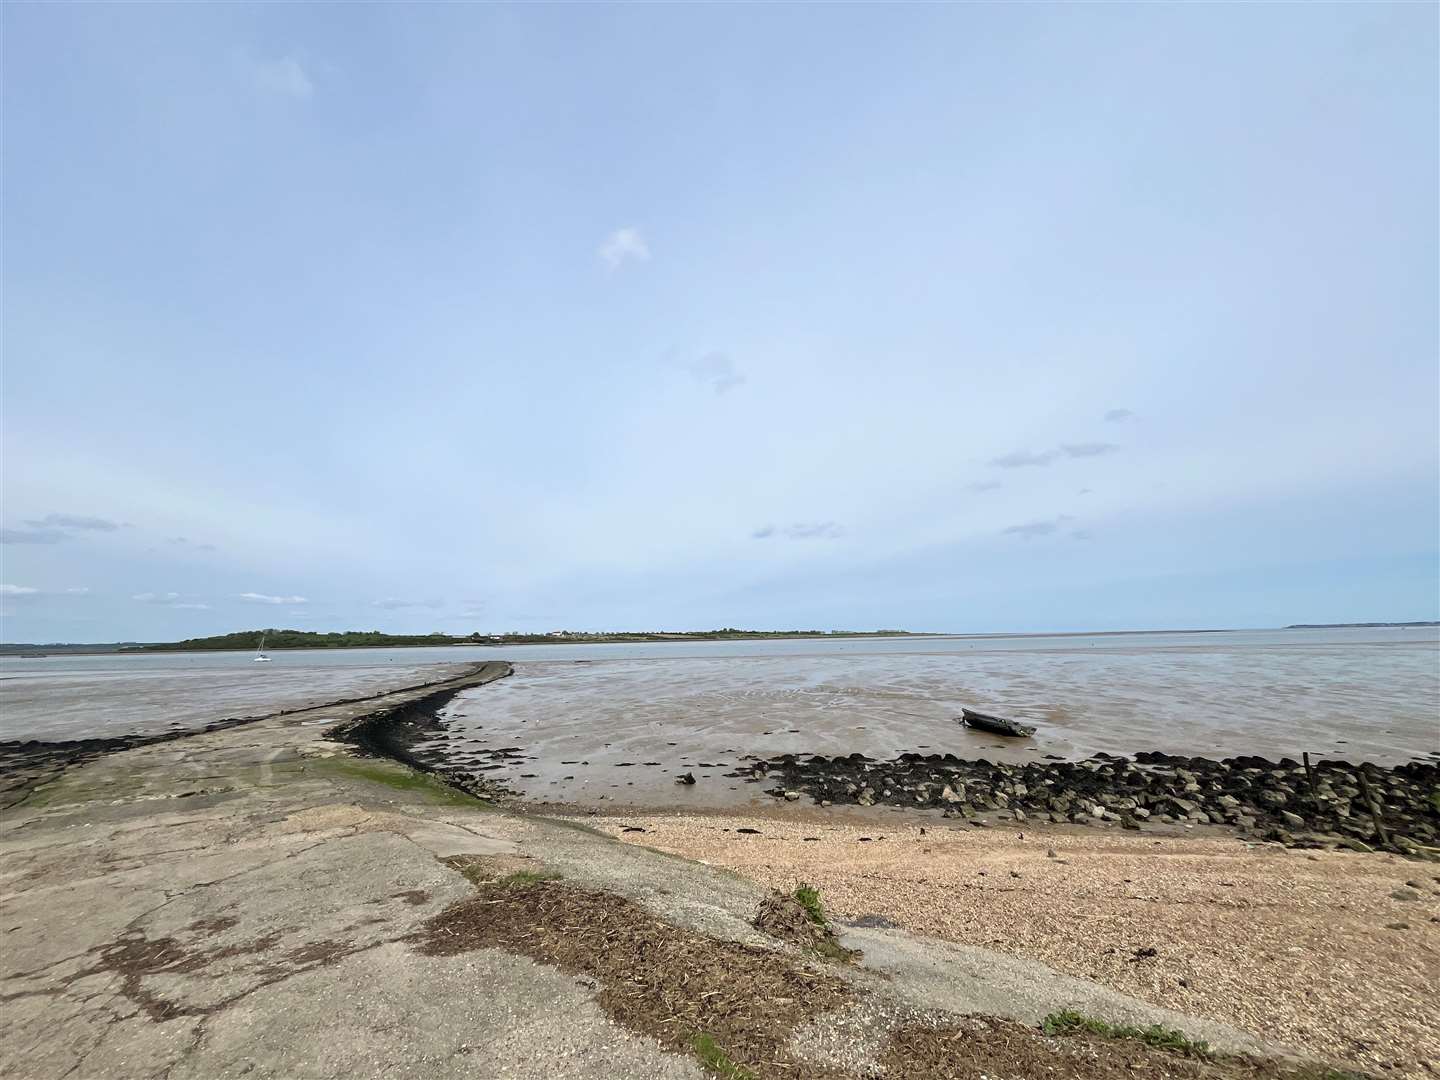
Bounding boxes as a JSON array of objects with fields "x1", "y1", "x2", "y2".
[{"x1": 960, "y1": 709, "x2": 1035, "y2": 738}]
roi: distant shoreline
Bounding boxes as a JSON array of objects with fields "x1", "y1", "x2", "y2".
[{"x1": 2, "y1": 622, "x2": 1434, "y2": 657}]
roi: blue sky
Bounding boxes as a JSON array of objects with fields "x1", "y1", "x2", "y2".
[{"x1": 3, "y1": 3, "x2": 1437, "y2": 641}]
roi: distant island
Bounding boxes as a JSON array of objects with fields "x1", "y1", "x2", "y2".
[
  {"x1": 97, "y1": 628, "x2": 926, "y2": 653},
  {"x1": 1284, "y1": 622, "x2": 1439, "y2": 629}
]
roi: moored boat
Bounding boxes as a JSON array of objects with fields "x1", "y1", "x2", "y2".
[{"x1": 960, "y1": 708, "x2": 1036, "y2": 738}]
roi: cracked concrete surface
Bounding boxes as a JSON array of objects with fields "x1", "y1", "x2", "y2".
[{"x1": 2, "y1": 662, "x2": 1294, "y2": 1079}]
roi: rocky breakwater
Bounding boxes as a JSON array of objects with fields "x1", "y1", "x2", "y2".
[
  {"x1": 745, "y1": 750, "x2": 1440, "y2": 855},
  {"x1": 327, "y1": 661, "x2": 523, "y2": 802}
]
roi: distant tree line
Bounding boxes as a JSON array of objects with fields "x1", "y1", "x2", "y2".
[{"x1": 125, "y1": 628, "x2": 920, "y2": 651}]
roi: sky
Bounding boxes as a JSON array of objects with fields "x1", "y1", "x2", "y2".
[{"x1": 2, "y1": 3, "x2": 1437, "y2": 642}]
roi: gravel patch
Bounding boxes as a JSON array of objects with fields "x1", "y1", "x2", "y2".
[{"x1": 586, "y1": 812, "x2": 1440, "y2": 1078}]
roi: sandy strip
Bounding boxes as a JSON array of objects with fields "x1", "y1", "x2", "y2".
[{"x1": 582, "y1": 812, "x2": 1440, "y2": 1078}]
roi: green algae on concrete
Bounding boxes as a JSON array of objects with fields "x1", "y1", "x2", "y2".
[{"x1": 308, "y1": 755, "x2": 492, "y2": 809}]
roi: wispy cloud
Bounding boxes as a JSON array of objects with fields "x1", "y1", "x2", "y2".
[
  {"x1": 682, "y1": 351, "x2": 745, "y2": 395},
  {"x1": 168, "y1": 536, "x2": 219, "y2": 552},
  {"x1": 753, "y1": 522, "x2": 845, "y2": 541},
  {"x1": 1, "y1": 528, "x2": 68, "y2": 544},
  {"x1": 66, "y1": 587, "x2": 91, "y2": 595},
  {"x1": 252, "y1": 55, "x2": 314, "y2": 99},
  {"x1": 25, "y1": 513, "x2": 125, "y2": 531},
  {"x1": 1104, "y1": 408, "x2": 1135, "y2": 423},
  {"x1": 239, "y1": 592, "x2": 308, "y2": 605},
  {"x1": 133, "y1": 591, "x2": 211, "y2": 609},
  {"x1": 990, "y1": 443, "x2": 1121, "y2": 468},
  {"x1": 1002, "y1": 516, "x2": 1074, "y2": 539},
  {"x1": 1, "y1": 583, "x2": 39, "y2": 596},
  {"x1": 1071, "y1": 529, "x2": 1093, "y2": 541},
  {"x1": 599, "y1": 227, "x2": 650, "y2": 271},
  {"x1": 372, "y1": 597, "x2": 442, "y2": 610},
  {"x1": 989, "y1": 450, "x2": 1058, "y2": 469},
  {"x1": 1059, "y1": 442, "x2": 1119, "y2": 458},
  {"x1": 964, "y1": 481, "x2": 1003, "y2": 493}
]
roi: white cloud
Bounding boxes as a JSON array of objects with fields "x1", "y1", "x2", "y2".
[
  {"x1": 599, "y1": 227, "x2": 650, "y2": 271},
  {"x1": 252, "y1": 55, "x2": 314, "y2": 99},
  {"x1": 240, "y1": 592, "x2": 309, "y2": 605},
  {"x1": 1, "y1": 583, "x2": 39, "y2": 596},
  {"x1": 133, "y1": 591, "x2": 211, "y2": 609},
  {"x1": 753, "y1": 523, "x2": 844, "y2": 540}
]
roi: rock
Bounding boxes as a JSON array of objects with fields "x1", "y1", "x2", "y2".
[
  {"x1": 1131, "y1": 807, "x2": 1151, "y2": 820},
  {"x1": 1385, "y1": 921, "x2": 1411, "y2": 930},
  {"x1": 1012, "y1": 808, "x2": 1027, "y2": 822},
  {"x1": 939, "y1": 785, "x2": 963, "y2": 804},
  {"x1": 1391, "y1": 887, "x2": 1421, "y2": 901},
  {"x1": 676, "y1": 772, "x2": 696, "y2": 785},
  {"x1": 1216, "y1": 795, "x2": 1241, "y2": 810},
  {"x1": 784, "y1": 790, "x2": 800, "y2": 802},
  {"x1": 1280, "y1": 810, "x2": 1306, "y2": 829},
  {"x1": 1258, "y1": 789, "x2": 1288, "y2": 806}
]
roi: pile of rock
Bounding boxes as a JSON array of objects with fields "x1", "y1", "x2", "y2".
[{"x1": 747, "y1": 750, "x2": 1439, "y2": 854}]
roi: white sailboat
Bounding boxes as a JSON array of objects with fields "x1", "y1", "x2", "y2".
[{"x1": 253, "y1": 630, "x2": 272, "y2": 663}]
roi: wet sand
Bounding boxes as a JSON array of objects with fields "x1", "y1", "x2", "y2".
[{"x1": 584, "y1": 810, "x2": 1440, "y2": 1079}]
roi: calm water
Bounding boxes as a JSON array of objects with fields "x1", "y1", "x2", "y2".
[{"x1": 3, "y1": 631, "x2": 1437, "y2": 810}]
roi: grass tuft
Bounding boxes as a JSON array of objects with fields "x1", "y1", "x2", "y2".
[
  {"x1": 1040, "y1": 1009, "x2": 1212, "y2": 1058},
  {"x1": 792, "y1": 883, "x2": 827, "y2": 926},
  {"x1": 691, "y1": 1033, "x2": 756, "y2": 1080},
  {"x1": 498, "y1": 869, "x2": 563, "y2": 887}
]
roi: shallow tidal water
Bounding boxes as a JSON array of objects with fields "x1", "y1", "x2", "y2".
[
  {"x1": 3, "y1": 629, "x2": 1436, "y2": 813},
  {"x1": 422, "y1": 627, "x2": 1440, "y2": 810}
]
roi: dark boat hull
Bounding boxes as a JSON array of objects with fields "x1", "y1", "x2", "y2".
[{"x1": 960, "y1": 709, "x2": 1036, "y2": 738}]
